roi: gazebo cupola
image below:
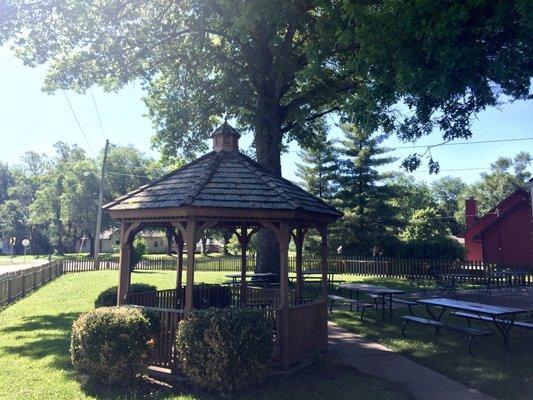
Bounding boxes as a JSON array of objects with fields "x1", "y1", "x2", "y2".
[
  {"x1": 212, "y1": 121, "x2": 240, "y2": 152},
  {"x1": 104, "y1": 121, "x2": 342, "y2": 371}
]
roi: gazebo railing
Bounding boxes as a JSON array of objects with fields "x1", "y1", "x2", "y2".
[
  {"x1": 127, "y1": 286, "x2": 327, "y2": 371},
  {"x1": 126, "y1": 285, "x2": 300, "y2": 310}
]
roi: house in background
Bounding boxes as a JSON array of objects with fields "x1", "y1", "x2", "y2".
[
  {"x1": 75, "y1": 229, "x2": 222, "y2": 254},
  {"x1": 461, "y1": 188, "x2": 533, "y2": 264}
]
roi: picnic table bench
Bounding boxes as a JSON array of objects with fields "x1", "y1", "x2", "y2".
[
  {"x1": 225, "y1": 272, "x2": 278, "y2": 287},
  {"x1": 368, "y1": 294, "x2": 419, "y2": 315},
  {"x1": 417, "y1": 298, "x2": 527, "y2": 352},
  {"x1": 337, "y1": 283, "x2": 405, "y2": 321},
  {"x1": 453, "y1": 311, "x2": 533, "y2": 330},
  {"x1": 400, "y1": 315, "x2": 491, "y2": 356},
  {"x1": 327, "y1": 294, "x2": 375, "y2": 321}
]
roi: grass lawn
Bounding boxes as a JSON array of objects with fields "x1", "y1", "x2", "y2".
[
  {"x1": 330, "y1": 289, "x2": 533, "y2": 400},
  {"x1": 0, "y1": 270, "x2": 408, "y2": 400}
]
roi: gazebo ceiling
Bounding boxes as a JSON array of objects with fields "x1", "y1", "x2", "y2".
[{"x1": 104, "y1": 122, "x2": 341, "y2": 223}]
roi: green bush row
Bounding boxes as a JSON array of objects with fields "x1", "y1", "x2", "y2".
[
  {"x1": 94, "y1": 283, "x2": 157, "y2": 308},
  {"x1": 72, "y1": 287, "x2": 274, "y2": 392}
]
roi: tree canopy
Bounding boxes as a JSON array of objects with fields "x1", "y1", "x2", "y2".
[{"x1": 1, "y1": 0, "x2": 530, "y2": 173}]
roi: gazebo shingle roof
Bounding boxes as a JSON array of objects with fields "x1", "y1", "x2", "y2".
[{"x1": 104, "y1": 148, "x2": 340, "y2": 218}]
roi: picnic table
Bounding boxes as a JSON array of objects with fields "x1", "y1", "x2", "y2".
[
  {"x1": 298, "y1": 269, "x2": 344, "y2": 284},
  {"x1": 225, "y1": 272, "x2": 278, "y2": 286},
  {"x1": 418, "y1": 297, "x2": 527, "y2": 352},
  {"x1": 489, "y1": 270, "x2": 527, "y2": 290},
  {"x1": 435, "y1": 273, "x2": 471, "y2": 294},
  {"x1": 337, "y1": 283, "x2": 405, "y2": 321}
]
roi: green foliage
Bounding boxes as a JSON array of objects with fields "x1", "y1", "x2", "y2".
[
  {"x1": 94, "y1": 283, "x2": 157, "y2": 308},
  {"x1": 129, "y1": 237, "x2": 148, "y2": 272},
  {"x1": 401, "y1": 208, "x2": 450, "y2": 242},
  {"x1": 0, "y1": 162, "x2": 13, "y2": 204},
  {"x1": 332, "y1": 124, "x2": 399, "y2": 255},
  {"x1": 185, "y1": 284, "x2": 232, "y2": 309},
  {"x1": 0, "y1": 142, "x2": 165, "y2": 256},
  {"x1": 463, "y1": 152, "x2": 532, "y2": 215},
  {"x1": 431, "y1": 177, "x2": 468, "y2": 234},
  {"x1": 70, "y1": 306, "x2": 153, "y2": 386},
  {"x1": 399, "y1": 208, "x2": 466, "y2": 260},
  {"x1": 2, "y1": 1, "x2": 529, "y2": 174},
  {"x1": 176, "y1": 307, "x2": 274, "y2": 393},
  {"x1": 343, "y1": 0, "x2": 532, "y2": 171},
  {"x1": 296, "y1": 121, "x2": 339, "y2": 200}
]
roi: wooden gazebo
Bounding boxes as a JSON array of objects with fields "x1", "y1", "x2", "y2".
[{"x1": 103, "y1": 122, "x2": 341, "y2": 370}]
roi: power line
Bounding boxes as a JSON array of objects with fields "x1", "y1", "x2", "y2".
[
  {"x1": 64, "y1": 93, "x2": 93, "y2": 151},
  {"x1": 409, "y1": 167, "x2": 490, "y2": 174},
  {"x1": 106, "y1": 171, "x2": 153, "y2": 179},
  {"x1": 91, "y1": 89, "x2": 107, "y2": 141},
  {"x1": 287, "y1": 137, "x2": 533, "y2": 154},
  {"x1": 394, "y1": 137, "x2": 533, "y2": 150}
]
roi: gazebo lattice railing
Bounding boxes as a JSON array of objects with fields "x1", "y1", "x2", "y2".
[
  {"x1": 127, "y1": 283, "x2": 327, "y2": 370},
  {"x1": 103, "y1": 122, "x2": 341, "y2": 371}
]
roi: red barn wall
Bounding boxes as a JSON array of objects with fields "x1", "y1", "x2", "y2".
[
  {"x1": 464, "y1": 230, "x2": 483, "y2": 261},
  {"x1": 481, "y1": 202, "x2": 533, "y2": 265}
]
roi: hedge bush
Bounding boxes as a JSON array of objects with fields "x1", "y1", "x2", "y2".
[
  {"x1": 70, "y1": 307, "x2": 154, "y2": 386},
  {"x1": 181, "y1": 284, "x2": 232, "y2": 309},
  {"x1": 176, "y1": 307, "x2": 274, "y2": 392},
  {"x1": 94, "y1": 283, "x2": 157, "y2": 308}
]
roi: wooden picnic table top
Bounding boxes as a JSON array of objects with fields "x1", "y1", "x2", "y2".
[
  {"x1": 435, "y1": 273, "x2": 472, "y2": 278},
  {"x1": 225, "y1": 272, "x2": 278, "y2": 278},
  {"x1": 491, "y1": 270, "x2": 526, "y2": 276},
  {"x1": 337, "y1": 283, "x2": 405, "y2": 295},
  {"x1": 418, "y1": 298, "x2": 527, "y2": 316},
  {"x1": 301, "y1": 270, "x2": 340, "y2": 275}
]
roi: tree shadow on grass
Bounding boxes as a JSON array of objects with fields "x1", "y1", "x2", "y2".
[
  {"x1": 0, "y1": 312, "x2": 80, "y2": 371},
  {"x1": 330, "y1": 306, "x2": 533, "y2": 400}
]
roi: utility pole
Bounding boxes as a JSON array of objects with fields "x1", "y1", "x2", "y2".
[{"x1": 94, "y1": 139, "x2": 110, "y2": 270}]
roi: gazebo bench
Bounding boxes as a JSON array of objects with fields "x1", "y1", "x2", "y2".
[
  {"x1": 327, "y1": 295, "x2": 374, "y2": 320},
  {"x1": 369, "y1": 295, "x2": 419, "y2": 315},
  {"x1": 400, "y1": 315, "x2": 492, "y2": 356},
  {"x1": 452, "y1": 311, "x2": 533, "y2": 330}
]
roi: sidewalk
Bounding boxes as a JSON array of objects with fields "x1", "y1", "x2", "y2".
[{"x1": 328, "y1": 322, "x2": 493, "y2": 400}]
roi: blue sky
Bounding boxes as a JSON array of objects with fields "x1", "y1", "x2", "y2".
[{"x1": 1, "y1": 46, "x2": 532, "y2": 184}]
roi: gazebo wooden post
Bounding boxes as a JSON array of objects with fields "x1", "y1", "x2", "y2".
[
  {"x1": 184, "y1": 217, "x2": 197, "y2": 314},
  {"x1": 117, "y1": 221, "x2": 140, "y2": 305},
  {"x1": 292, "y1": 228, "x2": 306, "y2": 301},
  {"x1": 278, "y1": 221, "x2": 291, "y2": 369},
  {"x1": 319, "y1": 225, "x2": 328, "y2": 299},
  {"x1": 173, "y1": 229, "x2": 184, "y2": 307}
]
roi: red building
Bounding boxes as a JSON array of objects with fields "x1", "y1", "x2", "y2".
[{"x1": 461, "y1": 188, "x2": 533, "y2": 264}]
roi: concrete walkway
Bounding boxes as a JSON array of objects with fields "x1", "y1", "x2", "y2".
[{"x1": 328, "y1": 322, "x2": 493, "y2": 400}]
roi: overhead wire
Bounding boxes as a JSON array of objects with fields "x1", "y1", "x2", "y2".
[
  {"x1": 64, "y1": 92, "x2": 93, "y2": 151},
  {"x1": 91, "y1": 89, "x2": 107, "y2": 141}
]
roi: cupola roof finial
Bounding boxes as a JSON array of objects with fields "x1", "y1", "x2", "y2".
[{"x1": 211, "y1": 120, "x2": 240, "y2": 152}]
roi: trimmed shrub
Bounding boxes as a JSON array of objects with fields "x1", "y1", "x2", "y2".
[
  {"x1": 70, "y1": 307, "x2": 153, "y2": 385},
  {"x1": 94, "y1": 283, "x2": 157, "y2": 308},
  {"x1": 179, "y1": 284, "x2": 232, "y2": 309},
  {"x1": 176, "y1": 307, "x2": 274, "y2": 392}
]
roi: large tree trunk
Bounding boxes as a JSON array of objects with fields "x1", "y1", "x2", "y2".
[
  {"x1": 222, "y1": 230, "x2": 232, "y2": 255},
  {"x1": 254, "y1": 113, "x2": 283, "y2": 279},
  {"x1": 88, "y1": 234, "x2": 95, "y2": 257},
  {"x1": 165, "y1": 227, "x2": 173, "y2": 256},
  {"x1": 201, "y1": 235, "x2": 208, "y2": 255}
]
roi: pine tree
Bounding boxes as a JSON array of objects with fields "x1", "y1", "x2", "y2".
[
  {"x1": 295, "y1": 126, "x2": 339, "y2": 200},
  {"x1": 334, "y1": 124, "x2": 399, "y2": 256}
]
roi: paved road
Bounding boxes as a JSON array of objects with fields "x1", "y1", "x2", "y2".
[{"x1": 0, "y1": 260, "x2": 48, "y2": 277}]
